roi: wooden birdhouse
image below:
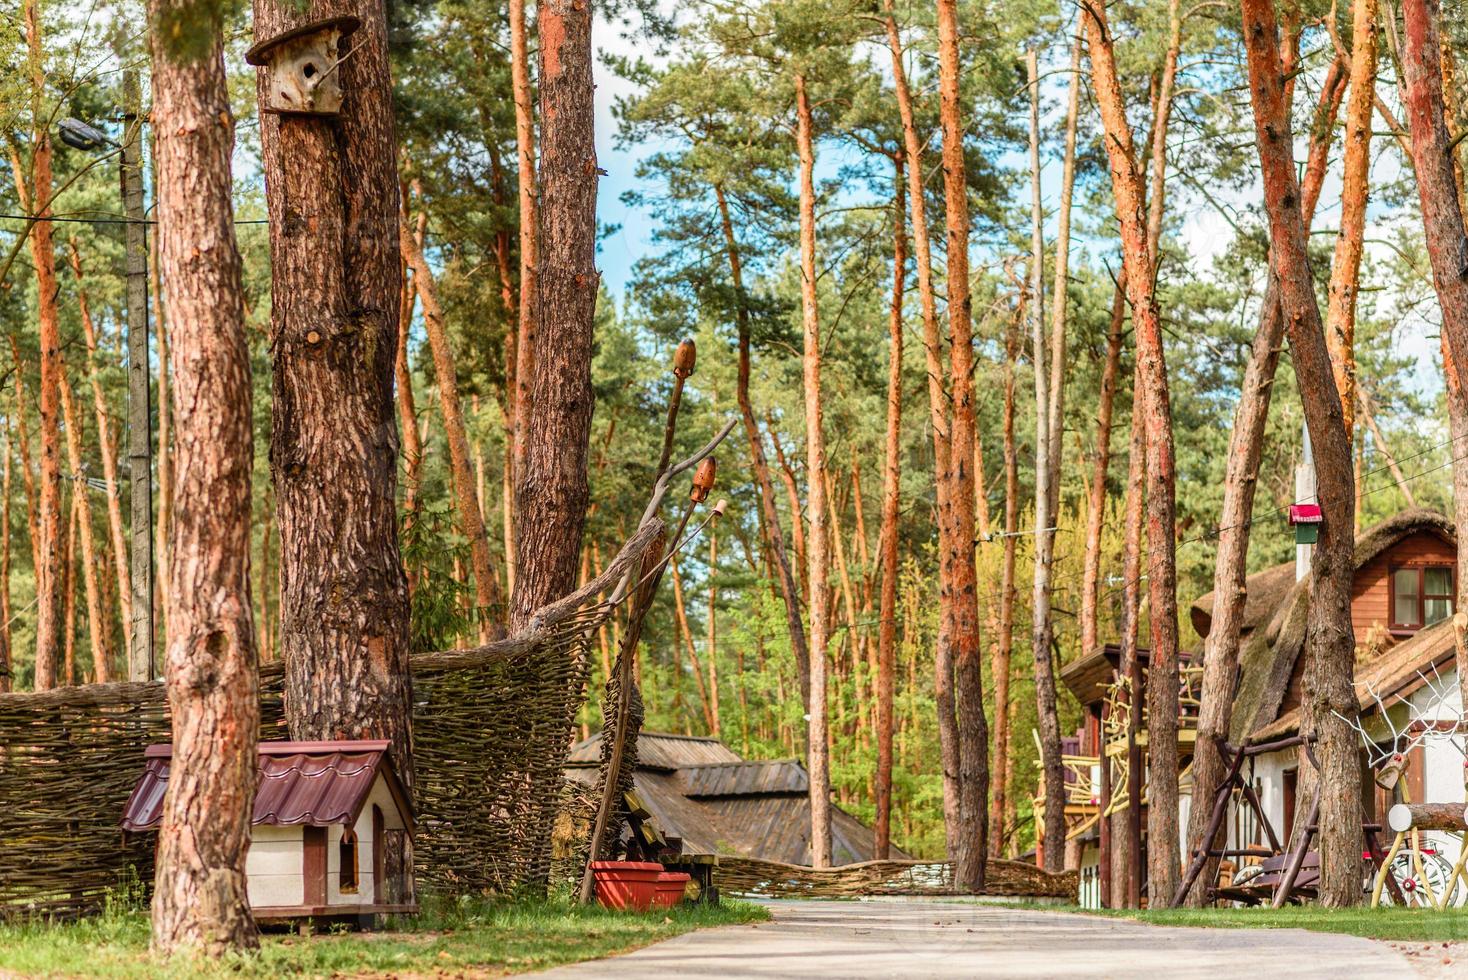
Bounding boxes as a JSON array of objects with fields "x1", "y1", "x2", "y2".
[
  {"x1": 245, "y1": 16, "x2": 361, "y2": 116},
  {"x1": 123, "y1": 740, "x2": 415, "y2": 923},
  {"x1": 1289, "y1": 502, "x2": 1322, "y2": 545}
]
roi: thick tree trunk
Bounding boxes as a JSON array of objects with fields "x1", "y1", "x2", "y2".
[
  {"x1": 1182, "y1": 51, "x2": 1347, "y2": 906},
  {"x1": 1085, "y1": 0, "x2": 1182, "y2": 905},
  {"x1": 1325, "y1": 0, "x2": 1378, "y2": 440},
  {"x1": 147, "y1": 0, "x2": 259, "y2": 952},
  {"x1": 400, "y1": 199, "x2": 503, "y2": 632},
  {"x1": 1026, "y1": 48, "x2": 1066, "y2": 873},
  {"x1": 255, "y1": 0, "x2": 413, "y2": 787},
  {"x1": 509, "y1": 0, "x2": 538, "y2": 488},
  {"x1": 21, "y1": 0, "x2": 61, "y2": 691},
  {"x1": 874, "y1": 156, "x2": 905, "y2": 860},
  {"x1": 795, "y1": 73, "x2": 833, "y2": 869},
  {"x1": 718, "y1": 184, "x2": 811, "y2": 709},
  {"x1": 883, "y1": 2, "x2": 960, "y2": 856},
  {"x1": 936, "y1": 0, "x2": 990, "y2": 889},
  {"x1": 57, "y1": 371, "x2": 109, "y2": 683},
  {"x1": 67, "y1": 242, "x2": 132, "y2": 636},
  {"x1": 1240, "y1": 0, "x2": 1361, "y2": 906},
  {"x1": 510, "y1": 0, "x2": 598, "y2": 630}
]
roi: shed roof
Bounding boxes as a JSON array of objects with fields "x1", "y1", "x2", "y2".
[
  {"x1": 566, "y1": 731, "x2": 742, "y2": 771},
  {"x1": 121, "y1": 740, "x2": 412, "y2": 832},
  {"x1": 679, "y1": 759, "x2": 808, "y2": 796}
]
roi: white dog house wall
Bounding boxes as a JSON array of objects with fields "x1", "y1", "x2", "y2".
[
  {"x1": 245, "y1": 15, "x2": 361, "y2": 116},
  {"x1": 122, "y1": 739, "x2": 415, "y2": 921}
]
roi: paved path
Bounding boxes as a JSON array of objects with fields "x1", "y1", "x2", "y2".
[{"x1": 540, "y1": 899, "x2": 1422, "y2": 979}]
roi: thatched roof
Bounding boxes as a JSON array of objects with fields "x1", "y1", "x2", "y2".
[
  {"x1": 1253, "y1": 619, "x2": 1459, "y2": 741},
  {"x1": 1235, "y1": 508, "x2": 1456, "y2": 744},
  {"x1": 1190, "y1": 559, "x2": 1297, "y2": 641}
]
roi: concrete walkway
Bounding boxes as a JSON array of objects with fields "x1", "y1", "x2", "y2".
[{"x1": 539, "y1": 899, "x2": 1422, "y2": 979}]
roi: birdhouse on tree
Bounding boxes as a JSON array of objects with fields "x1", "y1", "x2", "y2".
[
  {"x1": 122, "y1": 740, "x2": 415, "y2": 923},
  {"x1": 245, "y1": 15, "x2": 361, "y2": 116},
  {"x1": 1289, "y1": 503, "x2": 1323, "y2": 545}
]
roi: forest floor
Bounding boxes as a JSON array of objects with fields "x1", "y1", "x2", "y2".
[{"x1": 0, "y1": 894, "x2": 768, "y2": 978}]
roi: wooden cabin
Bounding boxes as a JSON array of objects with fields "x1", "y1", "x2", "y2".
[
  {"x1": 565, "y1": 732, "x2": 907, "y2": 865},
  {"x1": 122, "y1": 740, "x2": 416, "y2": 921},
  {"x1": 1051, "y1": 508, "x2": 1462, "y2": 907}
]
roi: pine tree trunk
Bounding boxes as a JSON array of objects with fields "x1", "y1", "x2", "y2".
[
  {"x1": 254, "y1": 0, "x2": 414, "y2": 788},
  {"x1": 795, "y1": 73, "x2": 834, "y2": 870},
  {"x1": 1240, "y1": 0, "x2": 1361, "y2": 906},
  {"x1": 509, "y1": 0, "x2": 537, "y2": 488},
  {"x1": 1026, "y1": 48, "x2": 1066, "y2": 873},
  {"x1": 147, "y1": 0, "x2": 259, "y2": 951},
  {"x1": 510, "y1": 0, "x2": 598, "y2": 630},
  {"x1": 937, "y1": 0, "x2": 990, "y2": 889},
  {"x1": 1080, "y1": 286, "x2": 1124, "y2": 660},
  {"x1": 399, "y1": 198, "x2": 503, "y2": 632},
  {"x1": 1325, "y1": 0, "x2": 1377, "y2": 440},
  {"x1": 718, "y1": 183, "x2": 811, "y2": 709},
  {"x1": 1, "y1": 423, "x2": 10, "y2": 691},
  {"x1": 396, "y1": 248, "x2": 424, "y2": 526},
  {"x1": 874, "y1": 156, "x2": 904, "y2": 860},
  {"x1": 1085, "y1": 0, "x2": 1182, "y2": 904},
  {"x1": 57, "y1": 371, "x2": 110, "y2": 682},
  {"x1": 769, "y1": 425, "x2": 810, "y2": 606},
  {"x1": 155, "y1": 252, "x2": 174, "y2": 646},
  {"x1": 1182, "y1": 51, "x2": 1346, "y2": 906},
  {"x1": 1400, "y1": 0, "x2": 1468, "y2": 721},
  {"x1": 1046, "y1": 29, "x2": 1084, "y2": 518},
  {"x1": 9, "y1": 338, "x2": 41, "y2": 582},
  {"x1": 990, "y1": 296, "x2": 1022, "y2": 858},
  {"x1": 707, "y1": 531, "x2": 720, "y2": 738},
  {"x1": 62, "y1": 493, "x2": 75, "y2": 686},
  {"x1": 21, "y1": 0, "x2": 61, "y2": 691},
  {"x1": 67, "y1": 242, "x2": 132, "y2": 636}
]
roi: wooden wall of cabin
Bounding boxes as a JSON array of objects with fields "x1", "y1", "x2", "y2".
[
  {"x1": 1351, "y1": 531, "x2": 1456, "y2": 653},
  {"x1": 1275, "y1": 532, "x2": 1455, "y2": 719}
]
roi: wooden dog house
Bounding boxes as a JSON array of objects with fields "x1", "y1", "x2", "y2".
[{"x1": 122, "y1": 740, "x2": 415, "y2": 921}]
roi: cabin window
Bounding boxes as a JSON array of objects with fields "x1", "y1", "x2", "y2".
[
  {"x1": 1391, "y1": 565, "x2": 1455, "y2": 631},
  {"x1": 339, "y1": 828, "x2": 359, "y2": 894}
]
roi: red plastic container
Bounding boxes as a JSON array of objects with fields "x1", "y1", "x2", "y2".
[
  {"x1": 591, "y1": 861, "x2": 662, "y2": 911},
  {"x1": 654, "y1": 871, "x2": 691, "y2": 908}
]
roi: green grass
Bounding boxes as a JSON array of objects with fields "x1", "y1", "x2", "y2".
[
  {"x1": 1090, "y1": 904, "x2": 1468, "y2": 942},
  {"x1": 0, "y1": 893, "x2": 770, "y2": 978}
]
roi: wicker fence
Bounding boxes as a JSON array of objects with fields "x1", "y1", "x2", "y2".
[
  {"x1": 716, "y1": 857, "x2": 1078, "y2": 901},
  {"x1": 0, "y1": 523, "x2": 662, "y2": 920}
]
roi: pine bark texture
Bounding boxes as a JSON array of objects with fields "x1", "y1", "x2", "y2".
[
  {"x1": 992, "y1": 297, "x2": 1022, "y2": 857},
  {"x1": 254, "y1": 0, "x2": 414, "y2": 785},
  {"x1": 936, "y1": 0, "x2": 990, "y2": 889},
  {"x1": 794, "y1": 73, "x2": 833, "y2": 869},
  {"x1": 510, "y1": 0, "x2": 598, "y2": 631},
  {"x1": 147, "y1": 0, "x2": 260, "y2": 952},
  {"x1": 1182, "y1": 46, "x2": 1346, "y2": 907},
  {"x1": 1240, "y1": 0, "x2": 1362, "y2": 905},
  {"x1": 1085, "y1": 0, "x2": 1182, "y2": 904}
]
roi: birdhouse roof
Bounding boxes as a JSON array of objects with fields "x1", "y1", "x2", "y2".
[
  {"x1": 121, "y1": 740, "x2": 412, "y2": 833},
  {"x1": 244, "y1": 15, "x2": 360, "y2": 67}
]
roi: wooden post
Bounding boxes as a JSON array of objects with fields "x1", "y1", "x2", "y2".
[
  {"x1": 121, "y1": 68, "x2": 153, "y2": 683},
  {"x1": 1096, "y1": 704, "x2": 1111, "y2": 907}
]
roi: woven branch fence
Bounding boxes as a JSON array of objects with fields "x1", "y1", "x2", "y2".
[
  {"x1": 716, "y1": 857, "x2": 1078, "y2": 901},
  {"x1": 0, "y1": 523, "x2": 661, "y2": 920}
]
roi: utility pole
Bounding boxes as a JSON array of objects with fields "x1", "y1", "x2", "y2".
[{"x1": 122, "y1": 68, "x2": 153, "y2": 682}]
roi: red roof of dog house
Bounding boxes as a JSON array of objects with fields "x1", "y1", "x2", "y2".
[{"x1": 121, "y1": 740, "x2": 412, "y2": 832}]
